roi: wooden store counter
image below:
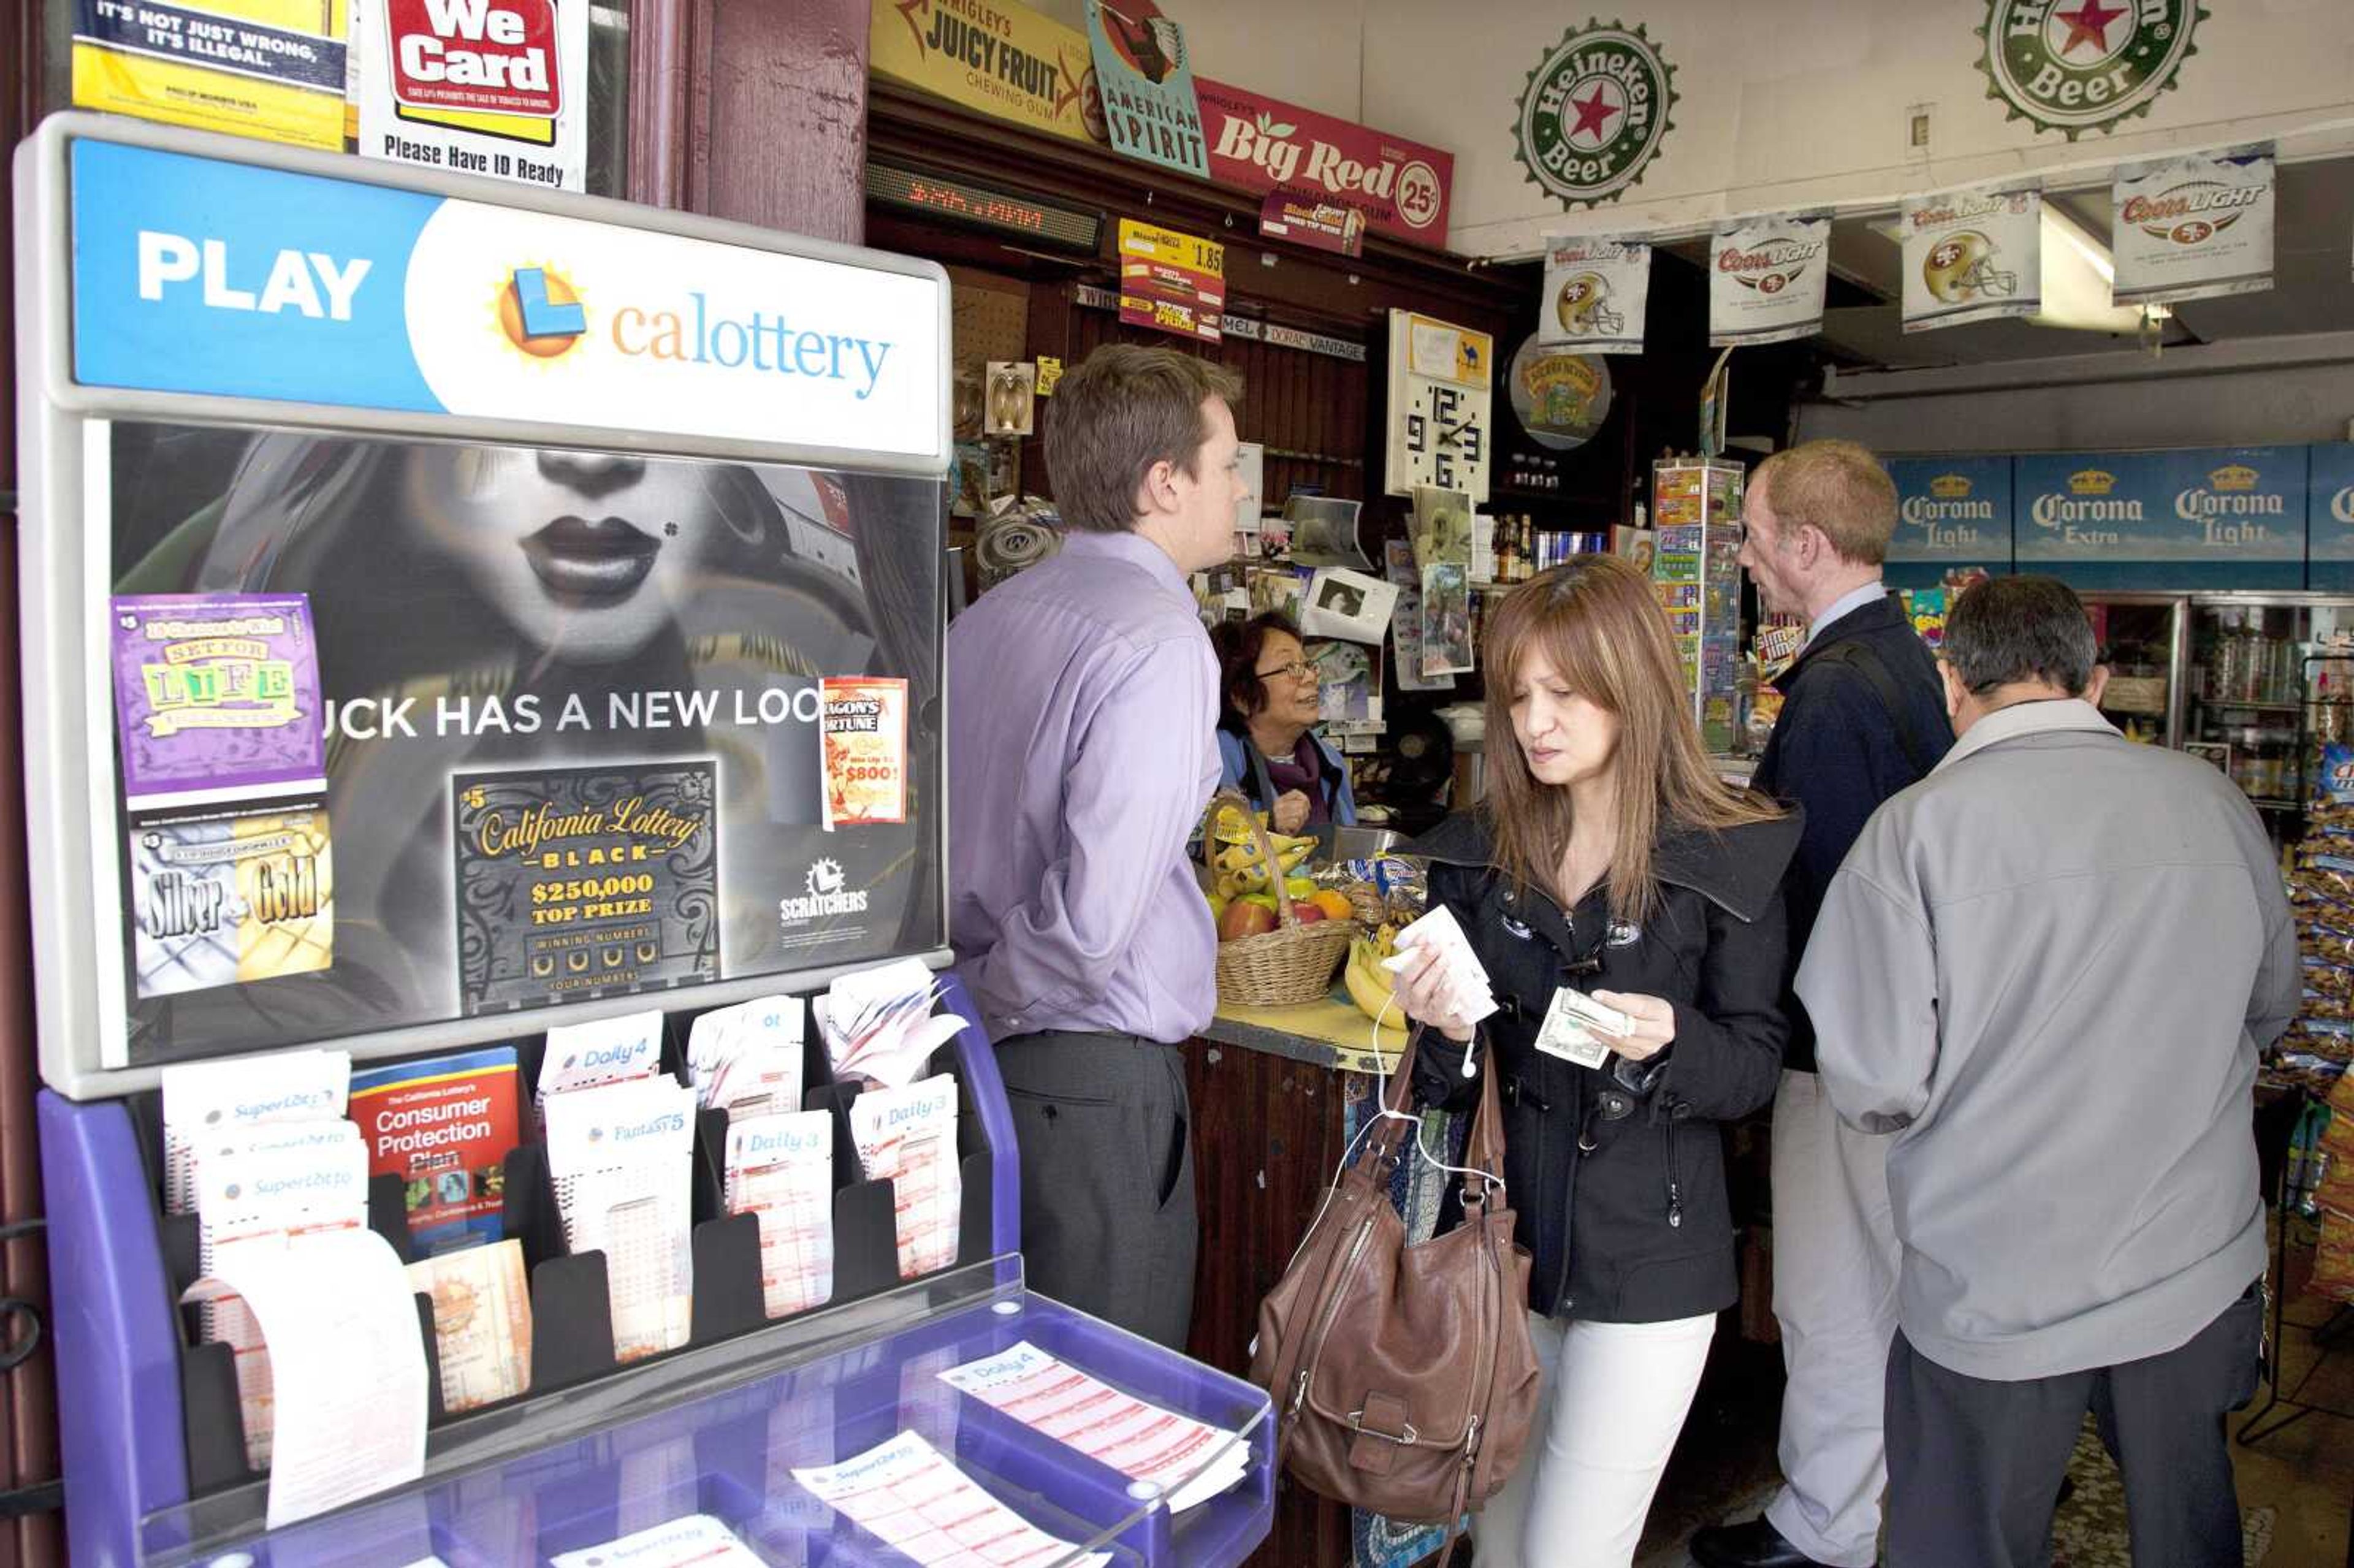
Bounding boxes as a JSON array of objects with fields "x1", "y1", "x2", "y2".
[{"x1": 1181, "y1": 995, "x2": 1410, "y2": 1567}]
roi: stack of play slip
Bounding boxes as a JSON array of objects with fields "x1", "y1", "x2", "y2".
[
  {"x1": 542, "y1": 1071, "x2": 696, "y2": 1363},
  {"x1": 161, "y1": 1048, "x2": 352, "y2": 1217},
  {"x1": 191, "y1": 1117, "x2": 371, "y2": 1468},
  {"x1": 723, "y1": 1109, "x2": 834, "y2": 1319},
  {"x1": 815, "y1": 959, "x2": 965, "y2": 1087},
  {"x1": 791, "y1": 1430, "x2": 1110, "y2": 1568},
  {"x1": 535, "y1": 1009, "x2": 665, "y2": 1134},
  {"x1": 939, "y1": 1341, "x2": 1250, "y2": 1512},
  {"x1": 547, "y1": 1513, "x2": 768, "y2": 1568},
  {"x1": 687, "y1": 993, "x2": 806, "y2": 1118},
  {"x1": 848, "y1": 1075, "x2": 961, "y2": 1280}
]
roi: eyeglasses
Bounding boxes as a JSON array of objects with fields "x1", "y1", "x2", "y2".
[{"x1": 1255, "y1": 661, "x2": 1316, "y2": 682}]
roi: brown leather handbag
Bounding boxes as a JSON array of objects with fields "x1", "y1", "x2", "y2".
[{"x1": 1248, "y1": 1028, "x2": 1542, "y2": 1556}]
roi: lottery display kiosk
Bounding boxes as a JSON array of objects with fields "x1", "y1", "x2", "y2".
[{"x1": 17, "y1": 113, "x2": 1271, "y2": 1567}]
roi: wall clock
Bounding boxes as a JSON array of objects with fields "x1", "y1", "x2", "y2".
[{"x1": 1385, "y1": 310, "x2": 1493, "y2": 501}]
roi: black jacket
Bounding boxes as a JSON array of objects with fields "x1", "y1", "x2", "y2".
[
  {"x1": 1748, "y1": 593, "x2": 1952, "y2": 1071},
  {"x1": 1410, "y1": 807, "x2": 1800, "y2": 1323}
]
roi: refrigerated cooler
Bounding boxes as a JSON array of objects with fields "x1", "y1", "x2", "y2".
[
  {"x1": 18, "y1": 114, "x2": 1270, "y2": 1566},
  {"x1": 2083, "y1": 592, "x2": 2354, "y2": 827}
]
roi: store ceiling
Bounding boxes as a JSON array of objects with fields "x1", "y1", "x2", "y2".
[{"x1": 1665, "y1": 154, "x2": 2354, "y2": 374}]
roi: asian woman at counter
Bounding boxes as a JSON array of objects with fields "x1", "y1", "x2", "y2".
[{"x1": 1209, "y1": 612, "x2": 1358, "y2": 835}]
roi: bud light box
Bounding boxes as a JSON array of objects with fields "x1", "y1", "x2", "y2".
[
  {"x1": 2308, "y1": 444, "x2": 2354, "y2": 591},
  {"x1": 2014, "y1": 447, "x2": 2307, "y2": 590},
  {"x1": 1884, "y1": 456, "x2": 2013, "y2": 590}
]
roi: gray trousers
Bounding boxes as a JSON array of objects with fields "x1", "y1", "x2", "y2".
[
  {"x1": 994, "y1": 1030, "x2": 1198, "y2": 1352},
  {"x1": 1766, "y1": 1070, "x2": 1900, "y2": 1568},
  {"x1": 1885, "y1": 1284, "x2": 2263, "y2": 1568}
]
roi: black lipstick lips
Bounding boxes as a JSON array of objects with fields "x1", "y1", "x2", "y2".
[{"x1": 521, "y1": 516, "x2": 660, "y2": 604}]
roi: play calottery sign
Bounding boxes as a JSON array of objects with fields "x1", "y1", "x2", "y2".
[{"x1": 68, "y1": 137, "x2": 942, "y2": 457}]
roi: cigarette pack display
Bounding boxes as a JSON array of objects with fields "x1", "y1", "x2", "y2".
[{"x1": 350, "y1": 1047, "x2": 520, "y2": 1254}]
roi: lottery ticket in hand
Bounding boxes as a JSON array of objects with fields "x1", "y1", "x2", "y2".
[{"x1": 1381, "y1": 904, "x2": 1499, "y2": 1026}]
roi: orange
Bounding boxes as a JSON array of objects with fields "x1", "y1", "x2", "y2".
[{"x1": 1310, "y1": 891, "x2": 1355, "y2": 923}]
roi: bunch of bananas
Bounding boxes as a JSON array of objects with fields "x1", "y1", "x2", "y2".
[
  {"x1": 1343, "y1": 922, "x2": 1404, "y2": 1023},
  {"x1": 1212, "y1": 835, "x2": 1315, "y2": 896}
]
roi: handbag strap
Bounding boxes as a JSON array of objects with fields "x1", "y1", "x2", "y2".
[{"x1": 1370, "y1": 1026, "x2": 1508, "y2": 1211}]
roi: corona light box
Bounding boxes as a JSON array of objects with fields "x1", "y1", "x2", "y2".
[
  {"x1": 2013, "y1": 447, "x2": 2306, "y2": 591},
  {"x1": 1884, "y1": 456, "x2": 2014, "y2": 588}
]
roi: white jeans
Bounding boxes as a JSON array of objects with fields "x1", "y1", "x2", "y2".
[
  {"x1": 1471, "y1": 1308, "x2": 1718, "y2": 1568},
  {"x1": 1764, "y1": 1069, "x2": 1900, "y2": 1568}
]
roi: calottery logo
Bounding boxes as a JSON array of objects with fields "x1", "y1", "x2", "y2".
[
  {"x1": 497, "y1": 264, "x2": 586, "y2": 360},
  {"x1": 1513, "y1": 20, "x2": 1677, "y2": 210},
  {"x1": 1976, "y1": 0, "x2": 2206, "y2": 140},
  {"x1": 476, "y1": 258, "x2": 898, "y2": 397}
]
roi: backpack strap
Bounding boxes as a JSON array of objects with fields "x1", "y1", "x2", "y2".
[{"x1": 1809, "y1": 636, "x2": 1938, "y2": 780}]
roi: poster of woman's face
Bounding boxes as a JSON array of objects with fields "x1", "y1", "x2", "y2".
[{"x1": 103, "y1": 422, "x2": 946, "y2": 1062}]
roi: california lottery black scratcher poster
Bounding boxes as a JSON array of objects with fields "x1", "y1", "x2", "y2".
[
  {"x1": 452, "y1": 764, "x2": 718, "y2": 1013},
  {"x1": 105, "y1": 422, "x2": 945, "y2": 1065}
]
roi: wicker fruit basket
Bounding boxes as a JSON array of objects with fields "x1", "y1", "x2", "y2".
[{"x1": 1204, "y1": 790, "x2": 1357, "y2": 1007}]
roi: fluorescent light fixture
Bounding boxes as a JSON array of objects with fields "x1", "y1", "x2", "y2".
[{"x1": 2033, "y1": 204, "x2": 2169, "y2": 332}]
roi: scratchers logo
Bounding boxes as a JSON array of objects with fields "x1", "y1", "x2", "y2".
[
  {"x1": 484, "y1": 259, "x2": 898, "y2": 397},
  {"x1": 780, "y1": 858, "x2": 868, "y2": 926}
]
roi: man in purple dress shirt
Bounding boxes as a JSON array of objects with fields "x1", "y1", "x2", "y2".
[{"x1": 948, "y1": 344, "x2": 1247, "y2": 1350}]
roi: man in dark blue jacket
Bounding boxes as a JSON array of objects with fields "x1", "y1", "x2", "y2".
[{"x1": 1691, "y1": 441, "x2": 1953, "y2": 1568}]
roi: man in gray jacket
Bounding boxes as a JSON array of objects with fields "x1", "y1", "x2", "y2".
[{"x1": 1798, "y1": 575, "x2": 2294, "y2": 1568}]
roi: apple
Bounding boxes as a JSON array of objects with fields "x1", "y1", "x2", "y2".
[
  {"x1": 1292, "y1": 905, "x2": 1327, "y2": 924},
  {"x1": 1219, "y1": 901, "x2": 1279, "y2": 942}
]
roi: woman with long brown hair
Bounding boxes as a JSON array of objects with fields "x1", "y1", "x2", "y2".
[{"x1": 1394, "y1": 555, "x2": 1800, "y2": 1567}]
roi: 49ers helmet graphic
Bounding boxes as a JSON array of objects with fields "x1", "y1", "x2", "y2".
[
  {"x1": 1922, "y1": 230, "x2": 2017, "y2": 303},
  {"x1": 1554, "y1": 271, "x2": 1626, "y2": 337}
]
